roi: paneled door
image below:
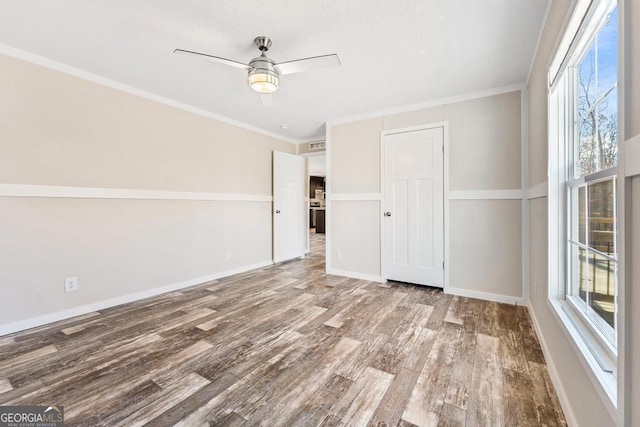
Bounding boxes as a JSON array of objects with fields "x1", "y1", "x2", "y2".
[
  {"x1": 273, "y1": 151, "x2": 306, "y2": 263},
  {"x1": 382, "y1": 127, "x2": 444, "y2": 287}
]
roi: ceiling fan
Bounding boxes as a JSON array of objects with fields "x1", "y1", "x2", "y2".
[{"x1": 174, "y1": 36, "x2": 341, "y2": 107}]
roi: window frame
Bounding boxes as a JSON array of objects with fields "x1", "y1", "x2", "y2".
[{"x1": 546, "y1": 0, "x2": 619, "y2": 409}]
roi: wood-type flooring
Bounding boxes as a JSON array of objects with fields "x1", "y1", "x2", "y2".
[{"x1": 0, "y1": 233, "x2": 566, "y2": 426}]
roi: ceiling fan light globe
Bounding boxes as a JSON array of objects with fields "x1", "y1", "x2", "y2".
[
  {"x1": 250, "y1": 80, "x2": 278, "y2": 93},
  {"x1": 248, "y1": 69, "x2": 279, "y2": 94}
]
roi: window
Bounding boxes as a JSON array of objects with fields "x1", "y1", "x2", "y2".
[
  {"x1": 567, "y1": 5, "x2": 618, "y2": 346},
  {"x1": 548, "y1": 0, "x2": 618, "y2": 403}
]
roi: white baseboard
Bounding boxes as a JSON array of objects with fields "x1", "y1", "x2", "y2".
[
  {"x1": 0, "y1": 260, "x2": 273, "y2": 337},
  {"x1": 444, "y1": 286, "x2": 526, "y2": 306},
  {"x1": 527, "y1": 304, "x2": 579, "y2": 427},
  {"x1": 325, "y1": 268, "x2": 385, "y2": 283}
]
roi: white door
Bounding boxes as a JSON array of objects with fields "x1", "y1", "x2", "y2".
[
  {"x1": 383, "y1": 127, "x2": 444, "y2": 287},
  {"x1": 273, "y1": 151, "x2": 306, "y2": 263}
]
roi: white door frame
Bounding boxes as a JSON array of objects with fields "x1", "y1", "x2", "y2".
[{"x1": 380, "y1": 121, "x2": 450, "y2": 289}]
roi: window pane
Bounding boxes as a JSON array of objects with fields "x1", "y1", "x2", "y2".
[
  {"x1": 574, "y1": 7, "x2": 618, "y2": 178},
  {"x1": 588, "y1": 179, "x2": 615, "y2": 254},
  {"x1": 578, "y1": 45, "x2": 596, "y2": 113},
  {"x1": 577, "y1": 117, "x2": 596, "y2": 177},
  {"x1": 597, "y1": 92, "x2": 618, "y2": 170},
  {"x1": 588, "y1": 251, "x2": 616, "y2": 329},
  {"x1": 597, "y1": 9, "x2": 617, "y2": 97}
]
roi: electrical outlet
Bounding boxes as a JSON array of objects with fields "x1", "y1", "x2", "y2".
[
  {"x1": 226, "y1": 250, "x2": 232, "y2": 260},
  {"x1": 65, "y1": 277, "x2": 78, "y2": 293},
  {"x1": 336, "y1": 250, "x2": 342, "y2": 260}
]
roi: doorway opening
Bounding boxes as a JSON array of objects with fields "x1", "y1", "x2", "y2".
[{"x1": 305, "y1": 153, "x2": 326, "y2": 259}]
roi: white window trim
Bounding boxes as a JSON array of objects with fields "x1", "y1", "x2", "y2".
[{"x1": 546, "y1": 0, "x2": 619, "y2": 417}]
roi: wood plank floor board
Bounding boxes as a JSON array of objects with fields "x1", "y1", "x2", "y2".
[
  {"x1": 402, "y1": 327, "x2": 438, "y2": 373},
  {"x1": 57, "y1": 340, "x2": 214, "y2": 421},
  {"x1": 443, "y1": 296, "x2": 465, "y2": 325},
  {"x1": 368, "y1": 303, "x2": 434, "y2": 375},
  {"x1": 66, "y1": 379, "x2": 163, "y2": 426},
  {"x1": 341, "y1": 291, "x2": 408, "y2": 341},
  {"x1": 0, "y1": 233, "x2": 566, "y2": 426},
  {"x1": 424, "y1": 293, "x2": 454, "y2": 331},
  {"x1": 7, "y1": 338, "x2": 108, "y2": 388},
  {"x1": 517, "y1": 307, "x2": 547, "y2": 364},
  {"x1": 401, "y1": 322, "x2": 462, "y2": 427},
  {"x1": 438, "y1": 402, "x2": 468, "y2": 426},
  {"x1": 288, "y1": 374, "x2": 354, "y2": 426},
  {"x1": 230, "y1": 328, "x2": 338, "y2": 380},
  {"x1": 334, "y1": 334, "x2": 389, "y2": 381},
  {"x1": 504, "y1": 395, "x2": 540, "y2": 427},
  {"x1": 39, "y1": 332, "x2": 165, "y2": 387},
  {"x1": 443, "y1": 331, "x2": 477, "y2": 411},
  {"x1": 0, "y1": 344, "x2": 58, "y2": 374},
  {"x1": 328, "y1": 366, "x2": 394, "y2": 426},
  {"x1": 500, "y1": 327, "x2": 531, "y2": 374},
  {"x1": 367, "y1": 367, "x2": 420, "y2": 427},
  {"x1": 239, "y1": 337, "x2": 362, "y2": 426},
  {"x1": 319, "y1": 291, "x2": 373, "y2": 331},
  {"x1": 466, "y1": 333, "x2": 505, "y2": 427},
  {"x1": 535, "y1": 403, "x2": 569, "y2": 427},
  {"x1": 477, "y1": 301, "x2": 502, "y2": 337},
  {"x1": 528, "y1": 361, "x2": 566, "y2": 421},
  {"x1": 191, "y1": 326, "x2": 337, "y2": 424},
  {"x1": 0, "y1": 378, "x2": 13, "y2": 394},
  {"x1": 231, "y1": 334, "x2": 346, "y2": 419},
  {"x1": 502, "y1": 367, "x2": 535, "y2": 404},
  {"x1": 6, "y1": 334, "x2": 199, "y2": 411},
  {"x1": 143, "y1": 373, "x2": 239, "y2": 426},
  {"x1": 214, "y1": 411, "x2": 248, "y2": 426},
  {"x1": 460, "y1": 297, "x2": 481, "y2": 334},
  {"x1": 137, "y1": 372, "x2": 212, "y2": 424}
]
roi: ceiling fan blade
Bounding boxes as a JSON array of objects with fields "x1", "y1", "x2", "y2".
[
  {"x1": 173, "y1": 48, "x2": 251, "y2": 71},
  {"x1": 261, "y1": 94, "x2": 274, "y2": 108},
  {"x1": 276, "y1": 54, "x2": 340, "y2": 75}
]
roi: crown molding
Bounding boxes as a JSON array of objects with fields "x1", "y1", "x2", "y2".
[
  {"x1": 326, "y1": 83, "x2": 526, "y2": 128},
  {"x1": 0, "y1": 43, "x2": 302, "y2": 145}
]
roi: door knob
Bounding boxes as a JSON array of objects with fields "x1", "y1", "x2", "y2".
[
  {"x1": 384, "y1": 211, "x2": 392, "y2": 217},
  {"x1": 275, "y1": 210, "x2": 281, "y2": 214}
]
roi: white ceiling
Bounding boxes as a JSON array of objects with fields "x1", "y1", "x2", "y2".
[{"x1": 0, "y1": 0, "x2": 549, "y2": 141}]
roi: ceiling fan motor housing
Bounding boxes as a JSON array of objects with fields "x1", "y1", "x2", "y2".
[{"x1": 254, "y1": 36, "x2": 272, "y2": 52}]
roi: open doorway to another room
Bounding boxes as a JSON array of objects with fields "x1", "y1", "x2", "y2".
[{"x1": 305, "y1": 153, "x2": 325, "y2": 258}]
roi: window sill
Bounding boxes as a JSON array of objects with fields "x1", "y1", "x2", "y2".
[{"x1": 547, "y1": 298, "x2": 617, "y2": 419}]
